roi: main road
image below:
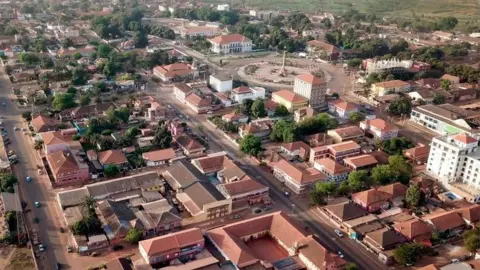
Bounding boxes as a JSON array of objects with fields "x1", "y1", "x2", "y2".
[
  {"x1": 147, "y1": 80, "x2": 387, "y2": 270},
  {"x1": 0, "y1": 65, "x2": 72, "y2": 269}
]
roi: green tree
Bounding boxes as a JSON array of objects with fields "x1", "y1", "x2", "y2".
[
  {"x1": 125, "y1": 227, "x2": 142, "y2": 243},
  {"x1": 79, "y1": 95, "x2": 91, "y2": 105},
  {"x1": 73, "y1": 52, "x2": 83, "y2": 60},
  {"x1": 104, "y1": 165, "x2": 120, "y2": 177},
  {"x1": 240, "y1": 99, "x2": 254, "y2": 116},
  {"x1": 52, "y1": 93, "x2": 76, "y2": 110},
  {"x1": 98, "y1": 44, "x2": 113, "y2": 58},
  {"x1": 239, "y1": 134, "x2": 262, "y2": 156},
  {"x1": 388, "y1": 98, "x2": 412, "y2": 116},
  {"x1": 79, "y1": 195, "x2": 97, "y2": 215},
  {"x1": 464, "y1": 228, "x2": 480, "y2": 252},
  {"x1": 71, "y1": 68, "x2": 88, "y2": 85},
  {"x1": 393, "y1": 243, "x2": 424, "y2": 265},
  {"x1": 19, "y1": 52, "x2": 40, "y2": 66},
  {"x1": 371, "y1": 165, "x2": 396, "y2": 185},
  {"x1": 349, "y1": 112, "x2": 364, "y2": 124},
  {"x1": 251, "y1": 99, "x2": 266, "y2": 118},
  {"x1": 347, "y1": 170, "x2": 371, "y2": 191},
  {"x1": 381, "y1": 137, "x2": 414, "y2": 155},
  {"x1": 103, "y1": 60, "x2": 117, "y2": 77},
  {"x1": 269, "y1": 120, "x2": 297, "y2": 143},
  {"x1": 34, "y1": 140, "x2": 44, "y2": 150},
  {"x1": 21, "y1": 112, "x2": 32, "y2": 121},
  {"x1": 0, "y1": 175, "x2": 18, "y2": 193},
  {"x1": 133, "y1": 30, "x2": 148, "y2": 48},
  {"x1": 309, "y1": 190, "x2": 326, "y2": 205},
  {"x1": 316, "y1": 181, "x2": 336, "y2": 195},
  {"x1": 405, "y1": 184, "x2": 422, "y2": 207},
  {"x1": 114, "y1": 107, "x2": 131, "y2": 123},
  {"x1": 440, "y1": 79, "x2": 451, "y2": 90},
  {"x1": 345, "y1": 263, "x2": 359, "y2": 270},
  {"x1": 336, "y1": 182, "x2": 351, "y2": 196},
  {"x1": 432, "y1": 94, "x2": 445, "y2": 105},
  {"x1": 274, "y1": 105, "x2": 290, "y2": 117},
  {"x1": 388, "y1": 155, "x2": 413, "y2": 184},
  {"x1": 297, "y1": 113, "x2": 338, "y2": 135},
  {"x1": 61, "y1": 38, "x2": 74, "y2": 48},
  {"x1": 152, "y1": 124, "x2": 172, "y2": 149}
]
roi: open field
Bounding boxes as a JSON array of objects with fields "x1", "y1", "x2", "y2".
[
  {"x1": 4, "y1": 247, "x2": 35, "y2": 270},
  {"x1": 202, "y1": 0, "x2": 480, "y2": 20}
]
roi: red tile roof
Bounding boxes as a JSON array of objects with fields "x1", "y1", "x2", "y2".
[
  {"x1": 393, "y1": 219, "x2": 432, "y2": 240},
  {"x1": 296, "y1": 73, "x2": 324, "y2": 85},
  {"x1": 47, "y1": 150, "x2": 80, "y2": 174},
  {"x1": 272, "y1": 160, "x2": 326, "y2": 185},
  {"x1": 343, "y1": 154, "x2": 378, "y2": 169},
  {"x1": 452, "y1": 133, "x2": 478, "y2": 144},
  {"x1": 315, "y1": 158, "x2": 351, "y2": 175},
  {"x1": 362, "y1": 119, "x2": 398, "y2": 132},
  {"x1": 424, "y1": 211, "x2": 465, "y2": 232},
  {"x1": 208, "y1": 34, "x2": 250, "y2": 45},
  {"x1": 352, "y1": 188, "x2": 392, "y2": 207},
  {"x1": 455, "y1": 204, "x2": 480, "y2": 223},
  {"x1": 373, "y1": 80, "x2": 409, "y2": 88},
  {"x1": 42, "y1": 131, "x2": 66, "y2": 146},
  {"x1": 139, "y1": 228, "x2": 204, "y2": 256},
  {"x1": 329, "y1": 100, "x2": 358, "y2": 111},
  {"x1": 378, "y1": 183, "x2": 408, "y2": 198},
  {"x1": 306, "y1": 40, "x2": 340, "y2": 54},
  {"x1": 142, "y1": 148, "x2": 176, "y2": 162},
  {"x1": 98, "y1": 150, "x2": 128, "y2": 166},
  {"x1": 218, "y1": 178, "x2": 268, "y2": 197},
  {"x1": 273, "y1": 90, "x2": 308, "y2": 103}
]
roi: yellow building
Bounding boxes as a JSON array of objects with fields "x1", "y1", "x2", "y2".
[
  {"x1": 272, "y1": 90, "x2": 309, "y2": 112},
  {"x1": 371, "y1": 80, "x2": 410, "y2": 97}
]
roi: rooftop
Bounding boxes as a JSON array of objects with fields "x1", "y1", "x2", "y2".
[{"x1": 273, "y1": 90, "x2": 308, "y2": 103}]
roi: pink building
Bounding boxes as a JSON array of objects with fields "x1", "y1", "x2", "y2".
[
  {"x1": 46, "y1": 149, "x2": 89, "y2": 186},
  {"x1": 139, "y1": 228, "x2": 204, "y2": 265}
]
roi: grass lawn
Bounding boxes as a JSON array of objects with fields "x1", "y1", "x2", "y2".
[
  {"x1": 5, "y1": 247, "x2": 35, "y2": 270},
  {"x1": 202, "y1": 0, "x2": 479, "y2": 20}
]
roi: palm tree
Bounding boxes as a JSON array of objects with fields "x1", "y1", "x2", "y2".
[{"x1": 80, "y1": 196, "x2": 97, "y2": 215}]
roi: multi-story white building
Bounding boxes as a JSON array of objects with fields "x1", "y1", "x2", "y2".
[
  {"x1": 231, "y1": 86, "x2": 265, "y2": 103},
  {"x1": 209, "y1": 74, "x2": 232, "y2": 93},
  {"x1": 410, "y1": 104, "x2": 480, "y2": 137},
  {"x1": 179, "y1": 26, "x2": 218, "y2": 38},
  {"x1": 208, "y1": 34, "x2": 252, "y2": 54},
  {"x1": 359, "y1": 119, "x2": 399, "y2": 141},
  {"x1": 427, "y1": 133, "x2": 480, "y2": 202},
  {"x1": 293, "y1": 74, "x2": 327, "y2": 109},
  {"x1": 363, "y1": 58, "x2": 413, "y2": 74}
]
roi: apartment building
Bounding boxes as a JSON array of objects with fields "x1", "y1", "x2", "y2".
[
  {"x1": 209, "y1": 74, "x2": 232, "y2": 92},
  {"x1": 328, "y1": 100, "x2": 359, "y2": 119},
  {"x1": 47, "y1": 149, "x2": 89, "y2": 186},
  {"x1": 313, "y1": 158, "x2": 351, "y2": 182},
  {"x1": 293, "y1": 74, "x2": 327, "y2": 109},
  {"x1": 427, "y1": 133, "x2": 480, "y2": 202}
]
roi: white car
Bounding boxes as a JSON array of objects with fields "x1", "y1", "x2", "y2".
[{"x1": 13, "y1": 127, "x2": 19, "y2": 131}]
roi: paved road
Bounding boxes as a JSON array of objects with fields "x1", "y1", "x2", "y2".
[
  {"x1": 0, "y1": 66, "x2": 72, "y2": 269},
  {"x1": 147, "y1": 80, "x2": 387, "y2": 270}
]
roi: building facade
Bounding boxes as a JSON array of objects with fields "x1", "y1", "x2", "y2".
[
  {"x1": 293, "y1": 74, "x2": 327, "y2": 109},
  {"x1": 208, "y1": 34, "x2": 252, "y2": 54}
]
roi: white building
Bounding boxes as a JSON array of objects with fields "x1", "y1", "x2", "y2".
[
  {"x1": 293, "y1": 74, "x2": 327, "y2": 109},
  {"x1": 249, "y1": 10, "x2": 279, "y2": 20},
  {"x1": 410, "y1": 104, "x2": 480, "y2": 137},
  {"x1": 209, "y1": 74, "x2": 232, "y2": 93},
  {"x1": 231, "y1": 86, "x2": 265, "y2": 103},
  {"x1": 208, "y1": 34, "x2": 252, "y2": 54},
  {"x1": 359, "y1": 119, "x2": 398, "y2": 141},
  {"x1": 180, "y1": 26, "x2": 217, "y2": 38},
  {"x1": 363, "y1": 58, "x2": 413, "y2": 74},
  {"x1": 427, "y1": 133, "x2": 480, "y2": 202},
  {"x1": 217, "y1": 4, "x2": 229, "y2": 11}
]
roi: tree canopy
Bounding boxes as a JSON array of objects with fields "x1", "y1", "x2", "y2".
[{"x1": 239, "y1": 134, "x2": 262, "y2": 156}]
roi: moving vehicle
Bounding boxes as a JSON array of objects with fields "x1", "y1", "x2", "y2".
[
  {"x1": 34, "y1": 201, "x2": 40, "y2": 208},
  {"x1": 13, "y1": 127, "x2": 19, "y2": 131},
  {"x1": 39, "y1": 244, "x2": 45, "y2": 252},
  {"x1": 283, "y1": 191, "x2": 290, "y2": 197},
  {"x1": 31, "y1": 230, "x2": 39, "y2": 245},
  {"x1": 337, "y1": 251, "x2": 344, "y2": 258},
  {"x1": 334, "y1": 229, "x2": 344, "y2": 238},
  {"x1": 7, "y1": 150, "x2": 14, "y2": 156},
  {"x1": 8, "y1": 155, "x2": 17, "y2": 161},
  {"x1": 26, "y1": 176, "x2": 32, "y2": 182}
]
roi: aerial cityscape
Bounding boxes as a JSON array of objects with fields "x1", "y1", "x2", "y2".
[{"x1": 1, "y1": 0, "x2": 480, "y2": 270}]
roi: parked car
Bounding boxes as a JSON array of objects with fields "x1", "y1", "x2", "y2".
[
  {"x1": 39, "y1": 244, "x2": 45, "y2": 252},
  {"x1": 334, "y1": 229, "x2": 344, "y2": 238},
  {"x1": 26, "y1": 176, "x2": 32, "y2": 182},
  {"x1": 34, "y1": 201, "x2": 40, "y2": 208}
]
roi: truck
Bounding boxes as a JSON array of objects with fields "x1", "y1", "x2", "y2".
[{"x1": 31, "y1": 230, "x2": 39, "y2": 245}]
